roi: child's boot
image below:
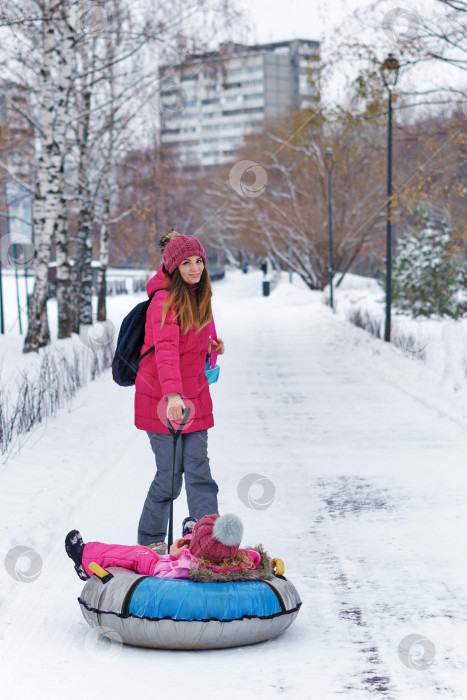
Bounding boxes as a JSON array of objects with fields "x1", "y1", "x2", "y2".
[
  {"x1": 182, "y1": 517, "x2": 197, "y2": 537},
  {"x1": 65, "y1": 530, "x2": 90, "y2": 581},
  {"x1": 147, "y1": 542, "x2": 167, "y2": 555}
]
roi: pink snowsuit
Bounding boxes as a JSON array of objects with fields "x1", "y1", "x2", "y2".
[{"x1": 82, "y1": 542, "x2": 261, "y2": 580}]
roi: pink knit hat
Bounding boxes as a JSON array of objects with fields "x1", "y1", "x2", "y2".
[
  {"x1": 162, "y1": 234, "x2": 207, "y2": 275},
  {"x1": 189, "y1": 514, "x2": 243, "y2": 563}
]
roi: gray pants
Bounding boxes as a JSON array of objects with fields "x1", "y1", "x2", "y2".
[{"x1": 137, "y1": 429, "x2": 219, "y2": 545}]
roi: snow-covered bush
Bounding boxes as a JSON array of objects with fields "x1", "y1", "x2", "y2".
[
  {"x1": 0, "y1": 340, "x2": 113, "y2": 460},
  {"x1": 345, "y1": 307, "x2": 382, "y2": 338},
  {"x1": 390, "y1": 204, "x2": 467, "y2": 318}
]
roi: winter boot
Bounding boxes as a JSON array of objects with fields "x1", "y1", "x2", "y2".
[
  {"x1": 147, "y1": 541, "x2": 167, "y2": 555},
  {"x1": 65, "y1": 530, "x2": 90, "y2": 581},
  {"x1": 182, "y1": 517, "x2": 197, "y2": 537}
]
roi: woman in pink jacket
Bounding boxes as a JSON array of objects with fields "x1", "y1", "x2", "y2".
[{"x1": 135, "y1": 232, "x2": 224, "y2": 555}]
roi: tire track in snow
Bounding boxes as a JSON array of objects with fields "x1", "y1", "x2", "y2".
[
  {"x1": 313, "y1": 476, "x2": 464, "y2": 699},
  {"x1": 312, "y1": 485, "x2": 396, "y2": 699},
  {"x1": 245, "y1": 312, "x2": 396, "y2": 695}
]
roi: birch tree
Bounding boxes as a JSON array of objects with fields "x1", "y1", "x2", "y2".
[
  {"x1": 1, "y1": 0, "x2": 82, "y2": 347},
  {"x1": 23, "y1": 0, "x2": 77, "y2": 351},
  {"x1": 1, "y1": 0, "x2": 243, "y2": 350}
]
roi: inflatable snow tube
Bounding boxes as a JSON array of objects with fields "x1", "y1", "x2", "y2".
[{"x1": 78, "y1": 567, "x2": 302, "y2": 650}]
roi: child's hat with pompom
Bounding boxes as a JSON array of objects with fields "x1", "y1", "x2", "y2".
[{"x1": 189, "y1": 514, "x2": 243, "y2": 563}]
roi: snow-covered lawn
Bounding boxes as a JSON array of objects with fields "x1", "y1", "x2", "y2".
[
  {"x1": 1, "y1": 268, "x2": 467, "y2": 699},
  {"x1": 331, "y1": 272, "x2": 467, "y2": 425}
]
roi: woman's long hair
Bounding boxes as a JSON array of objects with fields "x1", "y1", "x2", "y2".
[{"x1": 159, "y1": 231, "x2": 213, "y2": 334}]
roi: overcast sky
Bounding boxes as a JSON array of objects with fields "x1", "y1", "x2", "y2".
[
  {"x1": 236, "y1": 0, "x2": 377, "y2": 105},
  {"x1": 236, "y1": 0, "x2": 370, "y2": 46},
  {"x1": 226, "y1": 0, "x2": 464, "y2": 111}
]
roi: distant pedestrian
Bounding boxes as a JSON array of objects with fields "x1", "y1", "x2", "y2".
[{"x1": 260, "y1": 259, "x2": 267, "y2": 276}]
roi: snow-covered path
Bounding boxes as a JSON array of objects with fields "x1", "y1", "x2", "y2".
[{"x1": 1, "y1": 269, "x2": 467, "y2": 700}]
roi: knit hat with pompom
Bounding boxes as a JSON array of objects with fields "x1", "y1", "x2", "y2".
[
  {"x1": 161, "y1": 232, "x2": 207, "y2": 276},
  {"x1": 189, "y1": 514, "x2": 243, "y2": 563}
]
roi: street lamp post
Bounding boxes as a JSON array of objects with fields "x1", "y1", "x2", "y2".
[
  {"x1": 324, "y1": 146, "x2": 334, "y2": 310},
  {"x1": 0, "y1": 262, "x2": 3, "y2": 334},
  {"x1": 380, "y1": 53, "x2": 400, "y2": 342}
]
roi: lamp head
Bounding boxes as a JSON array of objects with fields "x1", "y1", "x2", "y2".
[
  {"x1": 381, "y1": 53, "x2": 400, "y2": 89},
  {"x1": 324, "y1": 146, "x2": 333, "y2": 172}
]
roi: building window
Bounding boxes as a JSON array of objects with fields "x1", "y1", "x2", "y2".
[
  {"x1": 201, "y1": 97, "x2": 220, "y2": 105},
  {"x1": 221, "y1": 107, "x2": 263, "y2": 117}
]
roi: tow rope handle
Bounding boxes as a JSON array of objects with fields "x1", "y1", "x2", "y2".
[
  {"x1": 167, "y1": 407, "x2": 191, "y2": 550},
  {"x1": 89, "y1": 562, "x2": 114, "y2": 584},
  {"x1": 167, "y1": 406, "x2": 191, "y2": 437},
  {"x1": 272, "y1": 558, "x2": 285, "y2": 575}
]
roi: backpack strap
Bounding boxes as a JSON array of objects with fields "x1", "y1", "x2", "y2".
[
  {"x1": 138, "y1": 346, "x2": 156, "y2": 363},
  {"x1": 148, "y1": 287, "x2": 169, "y2": 303},
  {"x1": 136, "y1": 288, "x2": 169, "y2": 365}
]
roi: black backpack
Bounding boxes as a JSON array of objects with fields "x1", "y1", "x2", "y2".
[{"x1": 111, "y1": 288, "x2": 167, "y2": 386}]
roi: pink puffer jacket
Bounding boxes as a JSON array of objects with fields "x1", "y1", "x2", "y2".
[{"x1": 134, "y1": 265, "x2": 214, "y2": 435}]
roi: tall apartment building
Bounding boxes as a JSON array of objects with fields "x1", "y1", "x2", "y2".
[
  {"x1": 159, "y1": 38, "x2": 320, "y2": 167},
  {"x1": 0, "y1": 83, "x2": 35, "y2": 247}
]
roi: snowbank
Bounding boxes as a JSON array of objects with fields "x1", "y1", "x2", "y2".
[{"x1": 329, "y1": 272, "x2": 467, "y2": 424}]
